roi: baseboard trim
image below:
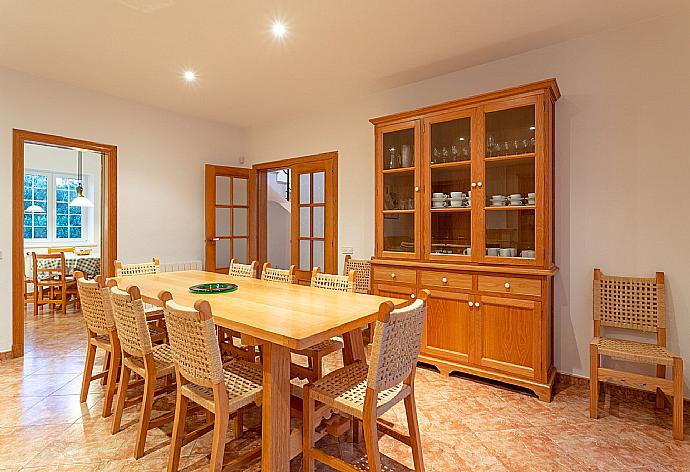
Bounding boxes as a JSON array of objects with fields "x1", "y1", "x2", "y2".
[{"x1": 0, "y1": 350, "x2": 13, "y2": 361}]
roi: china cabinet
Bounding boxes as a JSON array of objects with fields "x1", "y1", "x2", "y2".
[{"x1": 371, "y1": 79, "x2": 559, "y2": 400}]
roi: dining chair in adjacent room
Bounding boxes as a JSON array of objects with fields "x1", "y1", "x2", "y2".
[
  {"x1": 303, "y1": 290, "x2": 429, "y2": 472},
  {"x1": 590, "y1": 268, "x2": 684, "y2": 440},
  {"x1": 47, "y1": 246, "x2": 76, "y2": 254},
  {"x1": 160, "y1": 292, "x2": 263, "y2": 472},
  {"x1": 219, "y1": 258, "x2": 260, "y2": 362},
  {"x1": 108, "y1": 282, "x2": 176, "y2": 458},
  {"x1": 32, "y1": 252, "x2": 79, "y2": 315}
]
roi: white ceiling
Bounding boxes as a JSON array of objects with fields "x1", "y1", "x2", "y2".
[{"x1": 0, "y1": 0, "x2": 684, "y2": 127}]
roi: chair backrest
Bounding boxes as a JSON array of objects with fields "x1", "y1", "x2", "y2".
[
  {"x1": 48, "y1": 247, "x2": 75, "y2": 254},
  {"x1": 32, "y1": 252, "x2": 67, "y2": 282},
  {"x1": 310, "y1": 267, "x2": 355, "y2": 293},
  {"x1": 344, "y1": 255, "x2": 371, "y2": 294},
  {"x1": 229, "y1": 259, "x2": 258, "y2": 278},
  {"x1": 593, "y1": 268, "x2": 665, "y2": 333},
  {"x1": 75, "y1": 271, "x2": 116, "y2": 335},
  {"x1": 260, "y1": 262, "x2": 296, "y2": 284},
  {"x1": 108, "y1": 283, "x2": 153, "y2": 358},
  {"x1": 160, "y1": 293, "x2": 224, "y2": 388},
  {"x1": 114, "y1": 257, "x2": 160, "y2": 276},
  {"x1": 367, "y1": 290, "x2": 429, "y2": 392}
]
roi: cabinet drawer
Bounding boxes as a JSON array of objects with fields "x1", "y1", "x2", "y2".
[
  {"x1": 372, "y1": 267, "x2": 416, "y2": 284},
  {"x1": 419, "y1": 271, "x2": 472, "y2": 290},
  {"x1": 478, "y1": 275, "x2": 541, "y2": 297}
]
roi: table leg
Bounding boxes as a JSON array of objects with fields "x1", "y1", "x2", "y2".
[
  {"x1": 342, "y1": 329, "x2": 366, "y2": 365},
  {"x1": 262, "y1": 342, "x2": 291, "y2": 472}
]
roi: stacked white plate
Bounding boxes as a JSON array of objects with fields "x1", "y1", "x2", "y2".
[
  {"x1": 490, "y1": 195, "x2": 507, "y2": 206},
  {"x1": 432, "y1": 194, "x2": 448, "y2": 208}
]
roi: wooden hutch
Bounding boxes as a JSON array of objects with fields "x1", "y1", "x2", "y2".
[{"x1": 370, "y1": 79, "x2": 559, "y2": 401}]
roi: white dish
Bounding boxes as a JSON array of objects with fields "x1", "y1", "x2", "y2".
[
  {"x1": 432, "y1": 193, "x2": 445, "y2": 198},
  {"x1": 509, "y1": 194, "x2": 522, "y2": 199},
  {"x1": 509, "y1": 201, "x2": 523, "y2": 206},
  {"x1": 450, "y1": 192, "x2": 465, "y2": 198},
  {"x1": 491, "y1": 202, "x2": 506, "y2": 206},
  {"x1": 486, "y1": 248, "x2": 500, "y2": 256}
]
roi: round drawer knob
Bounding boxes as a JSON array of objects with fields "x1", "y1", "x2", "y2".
[
  {"x1": 471, "y1": 182, "x2": 477, "y2": 188},
  {"x1": 468, "y1": 301, "x2": 474, "y2": 307},
  {"x1": 477, "y1": 181, "x2": 483, "y2": 188},
  {"x1": 475, "y1": 302, "x2": 481, "y2": 308},
  {"x1": 504, "y1": 282, "x2": 511, "y2": 289},
  {"x1": 414, "y1": 186, "x2": 420, "y2": 192},
  {"x1": 391, "y1": 273, "x2": 396, "y2": 279},
  {"x1": 410, "y1": 294, "x2": 416, "y2": 299},
  {"x1": 441, "y1": 277, "x2": 448, "y2": 283}
]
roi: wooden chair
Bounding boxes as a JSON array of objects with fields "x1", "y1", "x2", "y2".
[
  {"x1": 219, "y1": 259, "x2": 260, "y2": 362},
  {"x1": 108, "y1": 281, "x2": 176, "y2": 458},
  {"x1": 303, "y1": 290, "x2": 429, "y2": 472},
  {"x1": 260, "y1": 262, "x2": 296, "y2": 284},
  {"x1": 48, "y1": 247, "x2": 75, "y2": 254},
  {"x1": 228, "y1": 258, "x2": 258, "y2": 278},
  {"x1": 114, "y1": 257, "x2": 160, "y2": 276},
  {"x1": 590, "y1": 269, "x2": 684, "y2": 440},
  {"x1": 32, "y1": 252, "x2": 79, "y2": 315},
  {"x1": 160, "y1": 292, "x2": 263, "y2": 472},
  {"x1": 290, "y1": 267, "x2": 356, "y2": 382}
]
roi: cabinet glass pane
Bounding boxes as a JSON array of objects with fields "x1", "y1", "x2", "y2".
[
  {"x1": 431, "y1": 212, "x2": 471, "y2": 255},
  {"x1": 233, "y1": 208, "x2": 247, "y2": 236},
  {"x1": 485, "y1": 105, "x2": 535, "y2": 158},
  {"x1": 299, "y1": 207, "x2": 310, "y2": 237},
  {"x1": 430, "y1": 117, "x2": 471, "y2": 164},
  {"x1": 485, "y1": 209, "x2": 535, "y2": 259},
  {"x1": 430, "y1": 166, "x2": 472, "y2": 207},
  {"x1": 233, "y1": 178, "x2": 247, "y2": 205},
  {"x1": 485, "y1": 157, "x2": 535, "y2": 207},
  {"x1": 233, "y1": 238, "x2": 247, "y2": 264},
  {"x1": 216, "y1": 238, "x2": 230, "y2": 268},
  {"x1": 215, "y1": 208, "x2": 231, "y2": 237},
  {"x1": 382, "y1": 128, "x2": 414, "y2": 170},
  {"x1": 383, "y1": 173, "x2": 414, "y2": 210},
  {"x1": 216, "y1": 176, "x2": 231, "y2": 205},
  {"x1": 383, "y1": 213, "x2": 414, "y2": 252}
]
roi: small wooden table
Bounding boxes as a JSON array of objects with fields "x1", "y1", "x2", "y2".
[{"x1": 114, "y1": 270, "x2": 405, "y2": 471}]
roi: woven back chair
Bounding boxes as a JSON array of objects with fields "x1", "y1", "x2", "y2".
[
  {"x1": 228, "y1": 259, "x2": 258, "y2": 278},
  {"x1": 160, "y1": 293, "x2": 263, "y2": 471},
  {"x1": 108, "y1": 282, "x2": 175, "y2": 459},
  {"x1": 303, "y1": 290, "x2": 429, "y2": 472},
  {"x1": 260, "y1": 262, "x2": 296, "y2": 284},
  {"x1": 114, "y1": 257, "x2": 160, "y2": 276},
  {"x1": 590, "y1": 268, "x2": 683, "y2": 440},
  {"x1": 311, "y1": 267, "x2": 356, "y2": 293},
  {"x1": 344, "y1": 255, "x2": 371, "y2": 294},
  {"x1": 74, "y1": 271, "x2": 121, "y2": 418}
]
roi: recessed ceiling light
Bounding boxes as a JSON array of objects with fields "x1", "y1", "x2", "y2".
[
  {"x1": 272, "y1": 20, "x2": 287, "y2": 38},
  {"x1": 183, "y1": 70, "x2": 196, "y2": 82}
]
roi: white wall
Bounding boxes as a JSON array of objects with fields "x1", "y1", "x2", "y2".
[
  {"x1": 246, "y1": 10, "x2": 690, "y2": 383},
  {"x1": 0, "y1": 67, "x2": 245, "y2": 352}
]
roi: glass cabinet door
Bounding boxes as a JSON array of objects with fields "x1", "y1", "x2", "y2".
[
  {"x1": 482, "y1": 99, "x2": 541, "y2": 264},
  {"x1": 425, "y1": 111, "x2": 473, "y2": 259},
  {"x1": 377, "y1": 121, "x2": 420, "y2": 258}
]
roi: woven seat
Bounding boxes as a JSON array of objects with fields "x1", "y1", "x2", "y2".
[
  {"x1": 162, "y1": 293, "x2": 263, "y2": 471},
  {"x1": 591, "y1": 337, "x2": 674, "y2": 365},
  {"x1": 303, "y1": 290, "x2": 429, "y2": 472},
  {"x1": 107, "y1": 283, "x2": 175, "y2": 458},
  {"x1": 589, "y1": 269, "x2": 683, "y2": 441},
  {"x1": 74, "y1": 272, "x2": 121, "y2": 418}
]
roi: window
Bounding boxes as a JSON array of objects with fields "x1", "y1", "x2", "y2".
[{"x1": 23, "y1": 170, "x2": 92, "y2": 243}]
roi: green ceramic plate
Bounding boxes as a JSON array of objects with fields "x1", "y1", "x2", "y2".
[{"x1": 189, "y1": 283, "x2": 238, "y2": 294}]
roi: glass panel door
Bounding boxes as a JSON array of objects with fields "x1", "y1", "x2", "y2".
[
  {"x1": 377, "y1": 121, "x2": 420, "y2": 258},
  {"x1": 483, "y1": 102, "x2": 538, "y2": 262},
  {"x1": 426, "y1": 112, "x2": 473, "y2": 259}
]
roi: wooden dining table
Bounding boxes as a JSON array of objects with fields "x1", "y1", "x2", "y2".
[{"x1": 113, "y1": 269, "x2": 406, "y2": 471}]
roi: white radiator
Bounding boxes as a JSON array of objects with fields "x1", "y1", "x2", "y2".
[{"x1": 160, "y1": 260, "x2": 203, "y2": 273}]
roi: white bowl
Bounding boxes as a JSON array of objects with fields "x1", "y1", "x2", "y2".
[
  {"x1": 528, "y1": 192, "x2": 536, "y2": 198},
  {"x1": 432, "y1": 193, "x2": 445, "y2": 198},
  {"x1": 491, "y1": 201, "x2": 506, "y2": 206},
  {"x1": 509, "y1": 200, "x2": 523, "y2": 206},
  {"x1": 450, "y1": 192, "x2": 464, "y2": 198},
  {"x1": 509, "y1": 194, "x2": 522, "y2": 199}
]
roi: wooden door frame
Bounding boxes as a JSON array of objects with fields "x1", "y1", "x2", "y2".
[
  {"x1": 253, "y1": 151, "x2": 338, "y2": 275},
  {"x1": 11, "y1": 129, "x2": 117, "y2": 358}
]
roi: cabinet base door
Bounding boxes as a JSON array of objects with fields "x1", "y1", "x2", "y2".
[
  {"x1": 476, "y1": 296, "x2": 541, "y2": 379},
  {"x1": 422, "y1": 290, "x2": 471, "y2": 364}
]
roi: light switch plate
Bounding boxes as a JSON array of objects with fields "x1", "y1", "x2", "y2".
[{"x1": 341, "y1": 246, "x2": 353, "y2": 255}]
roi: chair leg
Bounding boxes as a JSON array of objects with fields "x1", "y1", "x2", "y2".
[
  {"x1": 134, "y1": 368, "x2": 156, "y2": 459},
  {"x1": 101, "y1": 351, "x2": 111, "y2": 386},
  {"x1": 33, "y1": 288, "x2": 38, "y2": 316},
  {"x1": 210, "y1": 396, "x2": 229, "y2": 472},
  {"x1": 61, "y1": 285, "x2": 67, "y2": 314},
  {"x1": 80, "y1": 341, "x2": 97, "y2": 402},
  {"x1": 589, "y1": 344, "x2": 599, "y2": 419},
  {"x1": 656, "y1": 364, "x2": 667, "y2": 409},
  {"x1": 302, "y1": 386, "x2": 315, "y2": 472},
  {"x1": 312, "y1": 354, "x2": 323, "y2": 382},
  {"x1": 233, "y1": 410, "x2": 244, "y2": 440},
  {"x1": 404, "y1": 391, "x2": 425, "y2": 472},
  {"x1": 168, "y1": 389, "x2": 188, "y2": 472},
  {"x1": 362, "y1": 403, "x2": 382, "y2": 472},
  {"x1": 111, "y1": 363, "x2": 131, "y2": 434},
  {"x1": 102, "y1": 348, "x2": 120, "y2": 418},
  {"x1": 673, "y1": 357, "x2": 684, "y2": 440}
]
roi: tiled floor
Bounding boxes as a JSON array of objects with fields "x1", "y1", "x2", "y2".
[{"x1": 1, "y1": 307, "x2": 689, "y2": 471}]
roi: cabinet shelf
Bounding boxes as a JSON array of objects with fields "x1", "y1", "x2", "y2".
[
  {"x1": 485, "y1": 205, "x2": 536, "y2": 211},
  {"x1": 430, "y1": 160, "x2": 471, "y2": 169},
  {"x1": 430, "y1": 207, "x2": 471, "y2": 212},
  {"x1": 382, "y1": 166, "x2": 415, "y2": 174},
  {"x1": 484, "y1": 153, "x2": 535, "y2": 163},
  {"x1": 382, "y1": 209, "x2": 415, "y2": 214}
]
